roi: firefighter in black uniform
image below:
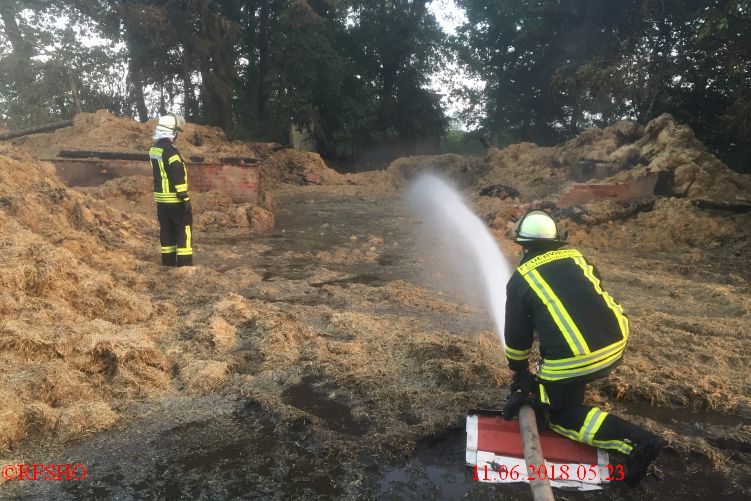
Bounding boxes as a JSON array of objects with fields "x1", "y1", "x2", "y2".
[
  {"x1": 502, "y1": 209, "x2": 664, "y2": 487},
  {"x1": 150, "y1": 113, "x2": 193, "y2": 266}
]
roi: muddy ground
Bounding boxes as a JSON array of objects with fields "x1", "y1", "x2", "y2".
[{"x1": 2, "y1": 187, "x2": 749, "y2": 500}]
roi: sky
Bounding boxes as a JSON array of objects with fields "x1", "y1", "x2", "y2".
[{"x1": 427, "y1": 0, "x2": 485, "y2": 128}]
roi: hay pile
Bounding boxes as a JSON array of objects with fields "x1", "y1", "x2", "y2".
[
  {"x1": 78, "y1": 176, "x2": 274, "y2": 234},
  {"x1": 375, "y1": 114, "x2": 750, "y2": 253},
  {"x1": 0, "y1": 145, "x2": 172, "y2": 450},
  {"x1": 10, "y1": 110, "x2": 255, "y2": 163},
  {"x1": 0, "y1": 143, "x2": 274, "y2": 452},
  {"x1": 564, "y1": 197, "x2": 751, "y2": 252},
  {"x1": 380, "y1": 114, "x2": 749, "y2": 205},
  {"x1": 10, "y1": 110, "x2": 348, "y2": 192}
]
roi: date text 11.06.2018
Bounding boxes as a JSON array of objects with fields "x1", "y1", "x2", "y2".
[{"x1": 473, "y1": 463, "x2": 624, "y2": 482}]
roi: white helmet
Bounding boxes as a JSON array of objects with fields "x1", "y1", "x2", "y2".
[
  {"x1": 156, "y1": 113, "x2": 186, "y2": 133},
  {"x1": 515, "y1": 210, "x2": 565, "y2": 243}
]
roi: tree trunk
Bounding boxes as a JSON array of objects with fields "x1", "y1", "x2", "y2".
[
  {"x1": 182, "y1": 50, "x2": 198, "y2": 120},
  {"x1": 128, "y1": 59, "x2": 149, "y2": 122},
  {"x1": 243, "y1": 0, "x2": 259, "y2": 121},
  {"x1": 0, "y1": 4, "x2": 32, "y2": 57},
  {"x1": 68, "y1": 69, "x2": 83, "y2": 114},
  {"x1": 0, "y1": 3, "x2": 34, "y2": 95},
  {"x1": 197, "y1": 11, "x2": 236, "y2": 132},
  {"x1": 257, "y1": 0, "x2": 270, "y2": 119}
]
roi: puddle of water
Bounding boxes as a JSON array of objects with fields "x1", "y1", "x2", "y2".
[
  {"x1": 48, "y1": 403, "x2": 346, "y2": 500},
  {"x1": 615, "y1": 401, "x2": 750, "y2": 428},
  {"x1": 376, "y1": 428, "x2": 529, "y2": 500},
  {"x1": 283, "y1": 376, "x2": 368, "y2": 436}
]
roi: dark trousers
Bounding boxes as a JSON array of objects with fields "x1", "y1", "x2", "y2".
[
  {"x1": 542, "y1": 380, "x2": 653, "y2": 456},
  {"x1": 157, "y1": 203, "x2": 193, "y2": 266}
]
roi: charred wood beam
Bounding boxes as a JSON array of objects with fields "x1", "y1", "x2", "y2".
[
  {"x1": 0, "y1": 120, "x2": 74, "y2": 140},
  {"x1": 693, "y1": 199, "x2": 751, "y2": 213},
  {"x1": 57, "y1": 150, "x2": 257, "y2": 165},
  {"x1": 58, "y1": 150, "x2": 148, "y2": 161}
]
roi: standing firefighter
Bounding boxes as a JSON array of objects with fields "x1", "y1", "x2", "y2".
[
  {"x1": 150, "y1": 114, "x2": 193, "y2": 266},
  {"x1": 502, "y1": 210, "x2": 664, "y2": 487}
]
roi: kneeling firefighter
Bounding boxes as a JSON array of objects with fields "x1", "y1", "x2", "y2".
[
  {"x1": 150, "y1": 114, "x2": 193, "y2": 267},
  {"x1": 502, "y1": 209, "x2": 664, "y2": 487}
]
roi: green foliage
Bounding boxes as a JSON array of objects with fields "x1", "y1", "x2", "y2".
[
  {"x1": 439, "y1": 128, "x2": 485, "y2": 156},
  {"x1": 455, "y1": 0, "x2": 751, "y2": 172},
  {"x1": 0, "y1": 0, "x2": 450, "y2": 163},
  {"x1": 0, "y1": 1, "x2": 124, "y2": 127},
  {"x1": 4, "y1": 0, "x2": 747, "y2": 172}
]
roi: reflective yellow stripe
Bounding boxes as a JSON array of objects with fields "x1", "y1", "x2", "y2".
[
  {"x1": 175, "y1": 183, "x2": 188, "y2": 192},
  {"x1": 524, "y1": 270, "x2": 589, "y2": 355},
  {"x1": 553, "y1": 417, "x2": 633, "y2": 453},
  {"x1": 592, "y1": 439, "x2": 634, "y2": 455},
  {"x1": 539, "y1": 349, "x2": 624, "y2": 380},
  {"x1": 154, "y1": 193, "x2": 180, "y2": 202},
  {"x1": 550, "y1": 423, "x2": 579, "y2": 442},
  {"x1": 160, "y1": 246, "x2": 177, "y2": 253},
  {"x1": 538, "y1": 384, "x2": 549, "y2": 405},
  {"x1": 586, "y1": 410, "x2": 609, "y2": 445},
  {"x1": 505, "y1": 345, "x2": 531, "y2": 361},
  {"x1": 542, "y1": 339, "x2": 627, "y2": 370},
  {"x1": 578, "y1": 408, "x2": 600, "y2": 442},
  {"x1": 517, "y1": 249, "x2": 582, "y2": 275},
  {"x1": 553, "y1": 417, "x2": 631, "y2": 453},
  {"x1": 177, "y1": 226, "x2": 192, "y2": 255},
  {"x1": 580, "y1": 408, "x2": 608, "y2": 445},
  {"x1": 572, "y1": 257, "x2": 629, "y2": 339},
  {"x1": 150, "y1": 147, "x2": 169, "y2": 193},
  {"x1": 168, "y1": 154, "x2": 182, "y2": 164}
]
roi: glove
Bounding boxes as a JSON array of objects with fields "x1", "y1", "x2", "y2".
[
  {"x1": 511, "y1": 370, "x2": 536, "y2": 394},
  {"x1": 502, "y1": 390, "x2": 529, "y2": 420},
  {"x1": 503, "y1": 371, "x2": 547, "y2": 422},
  {"x1": 503, "y1": 371, "x2": 536, "y2": 420},
  {"x1": 183, "y1": 200, "x2": 192, "y2": 214}
]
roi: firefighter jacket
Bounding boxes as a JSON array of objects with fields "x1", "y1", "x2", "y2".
[
  {"x1": 504, "y1": 248, "x2": 629, "y2": 383},
  {"x1": 150, "y1": 138, "x2": 190, "y2": 204}
]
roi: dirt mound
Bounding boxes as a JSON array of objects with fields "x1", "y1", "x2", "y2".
[
  {"x1": 251, "y1": 143, "x2": 345, "y2": 189},
  {"x1": 11, "y1": 110, "x2": 256, "y2": 163},
  {"x1": 385, "y1": 154, "x2": 485, "y2": 189}
]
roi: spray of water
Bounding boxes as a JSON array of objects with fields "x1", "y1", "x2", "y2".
[{"x1": 408, "y1": 174, "x2": 515, "y2": 348}]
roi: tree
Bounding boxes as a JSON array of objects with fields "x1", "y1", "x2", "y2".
[{"x1": 456, "y1": 0, "x2": 751, "y2": 172}]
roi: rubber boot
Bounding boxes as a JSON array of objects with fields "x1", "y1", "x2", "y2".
[
  {"x1": 162, "y1": 253, "x2": 177, "y2": 266},
  {"x1": 624, "y1": 435, "x2": 665, "y2": 487}
]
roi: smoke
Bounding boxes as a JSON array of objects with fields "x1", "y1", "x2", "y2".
[{"x1": 408, "y1": 174, "x2": 514, "y2": 348}]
